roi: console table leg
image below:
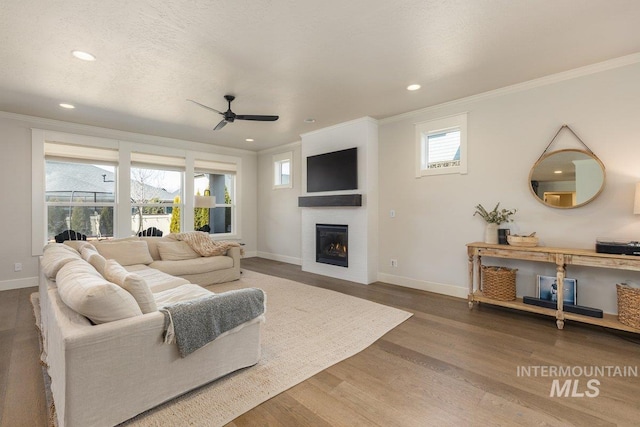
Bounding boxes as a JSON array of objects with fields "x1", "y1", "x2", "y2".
[{"x1": 556, "y1": 319, "x2": 565, "y2": 330}]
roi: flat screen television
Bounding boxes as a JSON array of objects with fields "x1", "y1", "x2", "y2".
[{"x1": 306, "y1": 147, "x2": 358, "y2": 193}]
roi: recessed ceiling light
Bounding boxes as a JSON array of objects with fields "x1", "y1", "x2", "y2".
[
  {"x1": 71, "y1": 50, "x2": 96, "y2": 61},
  {"x1": 59, "y1": 103, "x2": 75, "y2": 109},
  {"x1": 245, "y1": 138, "x2": 254, "y2": 142},
  {"x1": 407, "y1": 84, "x2": 421, "y2": 91},
  {"x1": 304, "y1": 118, "x2": 315, "y2": 123},
  {"x1": 554, "y1": 170, "x2": 563, "y2": 174}
]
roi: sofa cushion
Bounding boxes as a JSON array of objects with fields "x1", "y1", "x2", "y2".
[
  {"x1": 138, "y1": 236, "x2": 170, "y2": 261},
  {"x1": 93, "y1": 240, "x2": 154, "y2": 266},
  {"x1": 149, "y1": 256, "x2": 233, "y2": 276},
  {"x1": 124, "y1": 265, "x2": 191, "y2": 292},
  {"x1": 56, "y1": 259, "x2": 142, "y2": 324},
  {"x1": 156, "y1": 241, "x2": 200, "y2": 261},
  {"x1": 104, "y1": 260, "x2": 157, "y2": 314},
  {"x1": 153, "y1": 284, "x2": 212, "y2": 307},
  {"x1": 80, "y1": 246, "x2": 107, "y2": 276},
  {"x1": 41, "y1": 243, "x2": 82, "y2": 279},
  {"x1": 63, "y1": 240, "x2": 97, "y2": 252}
]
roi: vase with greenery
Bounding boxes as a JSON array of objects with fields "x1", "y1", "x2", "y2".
[{"x1": 474, "y1": 203, "x2": 516, "y2": 244}]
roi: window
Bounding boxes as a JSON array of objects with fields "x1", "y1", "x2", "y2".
[
  {"x1": 416, "y1": 113, "x2": 467, "y2": 177},
  {"x1": 130, "y1": 166, "x2": 183, "y2": 235},
  {"x1": 194, "y1": 158, "x2": 238, "y2": 236},
  {"x1": 194, "y1": 172, "x2": 236, "y2": 234},
  {"x1": 273, "y1": 151, "x2": 293, "y2": 189},
  {"x1": 45, "y1": 160, "x2": 116, "y2": 241}
]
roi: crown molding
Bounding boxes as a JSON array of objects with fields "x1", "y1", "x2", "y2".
[
  {"x1": 300, "y1": 116, "x2": 378, "y2": 138},
  {"x1": 380, "y1": 52, "x2": 640, "y2": 125},
  {"x1": 0, "y1": 110, "x2": 257, "y2": 157},
  {"x1": 258, "y1": 140, "x2": 301, "y2": 155}
]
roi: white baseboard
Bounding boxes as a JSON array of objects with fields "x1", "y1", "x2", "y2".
[
  {"x1": 0, "y1": 276, "x2": 38, "y2": 292},
  {"x1": 256, "y1": 251, "x2": 302, "y2": 266},
  {"x1": 242, "y1": 250, "x2": 258, "y2": 258},
  {"x1": 377, "y1": 272, "x2": 467, "y2": 299}
]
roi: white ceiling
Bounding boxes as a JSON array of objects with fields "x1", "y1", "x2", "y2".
[{"x1": 1, "y1": 0, "x2": 639, "y2": 151}]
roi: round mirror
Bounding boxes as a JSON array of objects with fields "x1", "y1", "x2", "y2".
[{"x1": 529, "y1": 149, "x2": 605, "y2": 208}]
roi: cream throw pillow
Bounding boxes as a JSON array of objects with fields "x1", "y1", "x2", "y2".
[
  {"x1": 56, "y1": 259, "x2": 142, "y2": 324},
  {"x1": 80, "y1": 246, "x2": 107, "y2": 276},
  {"x1": 41, "y1": 243, "x2": 82, "y2": 279},
  {"x1": 93, "y1": 240, "x2": 153, "y2": 266},
  {"x1": 104, "y1": 259, "x2": 157, "y2": 313},
  {"x1": 156, "y1": 241, "x2": 200, "y2": 261}
]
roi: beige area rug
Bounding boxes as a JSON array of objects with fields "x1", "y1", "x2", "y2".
[{"x1": 36, "y1": 269, "x2": 412, "y2": 426}]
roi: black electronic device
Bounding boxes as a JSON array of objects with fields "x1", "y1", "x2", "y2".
[
  {"x1": 595, "y1": 239, "x2": 640, "y2": 256},
  {"x1": 523, "y1": 296, "x2": 604, "y2": 318},
  {"x1": 306, "y1": 147, "x2": 358, "y2": 193}
]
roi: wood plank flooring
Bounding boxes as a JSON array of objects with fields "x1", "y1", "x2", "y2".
[{"x1": 2, "y1": 257, "x2": 640, "y2": 426}]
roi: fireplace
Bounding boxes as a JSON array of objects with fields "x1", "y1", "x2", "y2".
[{"x1": 316, "y1": 224, "x2": 348, "y2": 267}]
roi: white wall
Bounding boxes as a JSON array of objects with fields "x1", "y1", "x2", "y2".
[
  {"x1": 256, "y1": 142, "x2": 302, "y2": 265},
  {"x1": 0, "y1": 113, "x2": 258, "y2": 290},
  {"x1": 377, "y1": 61, "x2": 640, "y2": 313}
]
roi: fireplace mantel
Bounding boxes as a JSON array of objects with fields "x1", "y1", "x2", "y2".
[{"x1": 298, "y1": 194, "x2": 362, "y2": 208}]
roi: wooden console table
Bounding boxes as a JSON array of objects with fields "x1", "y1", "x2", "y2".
[{"x1": 467, "y1": 242, "x2": 640, "y2": 333}]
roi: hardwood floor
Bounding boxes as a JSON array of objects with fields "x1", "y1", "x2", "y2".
[{"x1": 2, "y1": 257, "x2": 640, "y2": 426}]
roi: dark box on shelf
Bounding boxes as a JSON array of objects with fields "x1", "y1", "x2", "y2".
[{"x1": 523, "y1": 296, "x2": 604, "y2": 318}]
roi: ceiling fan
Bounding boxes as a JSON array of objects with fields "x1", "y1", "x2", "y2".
[{"x1": 187, "y1": 95, "x2": 279, "y2": 131}]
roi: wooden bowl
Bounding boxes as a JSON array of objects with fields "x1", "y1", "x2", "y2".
[{"x1": 507, "y1": 235, "x2": 539, "y2": 247}]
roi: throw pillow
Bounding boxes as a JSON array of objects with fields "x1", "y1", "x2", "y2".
[
  {"x1": 156, "y1": 241, "x2": 200, "y2": 261},
  {"x1": 104, "y1": 259, "x2": 157, "y2": 313},
  {"x1": 93, "y1": 240, "x2": 154, "y2": 266},
  {"x1": 80, "y1": 246, "x2": 107, "y2": 276},
  {"x1": 41, "y1": 243, "x2": 82, "y2": 279},
  {"x1": 56, "y1": 259, "x2": 142, "y2": 324}
]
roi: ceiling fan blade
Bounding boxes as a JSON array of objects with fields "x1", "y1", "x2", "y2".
[
  {"x1": 187, "y1": 99, "x2": 223, "y2": 115},
  {"x1": 235, "y1": 115, "x2": 279, "y2": 122},
  {"x1": 213, "y1": 119, "x2": 228, "y2": 131}
]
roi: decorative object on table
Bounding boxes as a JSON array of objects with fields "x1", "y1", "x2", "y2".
[
  {"x1": 507, "y1": 232, "x2": 539, "y2": 247},
  {"x1": 536, "y1": 275, "x2": 576, "y2": 305},
  {"x1": 481, "y1": 265, "x2": 517, "y2": 301},
  {"x1": 522, "y1": 296, "x2": 603, "y2": 318},
  {"x1": 595, "y1": 238, "x2": 640, "y2": 256},
  {"x1": 498, "y1": 228, "x2": 510, "y2": 244},
  {"x1": 616, "y1": 283, "x2": 640, "y2": 329},
  {"x1": 473, "y1": 203, "x2": 517, "y2": 244}
]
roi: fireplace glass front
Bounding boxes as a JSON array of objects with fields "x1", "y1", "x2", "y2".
[{"x1": 316, "y1": 224, "x2": 348, "y2": 267}]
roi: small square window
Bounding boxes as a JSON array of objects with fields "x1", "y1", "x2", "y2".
[
  {"x1": 273, "y1": 151, "x2": 293, "y2": 189},
  {"x1": 416, "y1": 113, "x2": 467, "y2": 177}
]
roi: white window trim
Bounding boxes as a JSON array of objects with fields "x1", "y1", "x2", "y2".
[
  {"x1": 415, "y1": 113, "x2": 468, "y2": 177},
  {"x1": 273, "y1": 151, "x2": 293, "y2": 189}
]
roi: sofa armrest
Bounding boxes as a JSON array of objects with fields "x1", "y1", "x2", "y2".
[{"x1": 227, "y1": 246, "x2": 241, "y2": 265}]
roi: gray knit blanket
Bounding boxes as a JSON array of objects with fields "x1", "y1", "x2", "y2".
[{"x1": 161, "y1": 288, "x2": 265, "y2": 357}]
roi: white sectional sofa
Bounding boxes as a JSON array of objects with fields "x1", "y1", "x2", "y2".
[{"x1": 37, "y1": 238, "x2": 264, "y2": 427}]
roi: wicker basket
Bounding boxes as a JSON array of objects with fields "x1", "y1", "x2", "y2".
[
  {"x1": 616, "y1": 284, "x2": 640, "y2": 329},
  {"x1": 481, "y1": 266, "x2": 517, "y2": 301}
]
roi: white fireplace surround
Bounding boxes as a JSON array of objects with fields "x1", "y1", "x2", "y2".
[{"x1": 300, "y1": 117, "x2": 378, "y2": 284}]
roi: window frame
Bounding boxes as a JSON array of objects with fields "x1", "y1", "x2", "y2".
[
  {"x1": 273, "y1": 151, "x2": 293, "y2": 189},
  {"x1": 130, "y1": 164, "x2": 184, "y2": 236},
  {"x1": 45, "y1": 159, "x2": 117, "y2": 241},
  {"x1": 415, "y1": 113, "x2": 468, "y2": 177},
  {"x1": 194, "y1": 168, "x2": 238, "y2": 237}
]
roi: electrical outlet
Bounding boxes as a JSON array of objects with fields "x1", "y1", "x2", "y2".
[
  {"x1": 390, "y1": 209, "x2": 396, "y2": 218},
  {"x1": 14, "y1": 262, "x2": 22, "y2": 272},
  {"x1": 390, "y1": 259, "x2": 398, "y2": 267}
]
